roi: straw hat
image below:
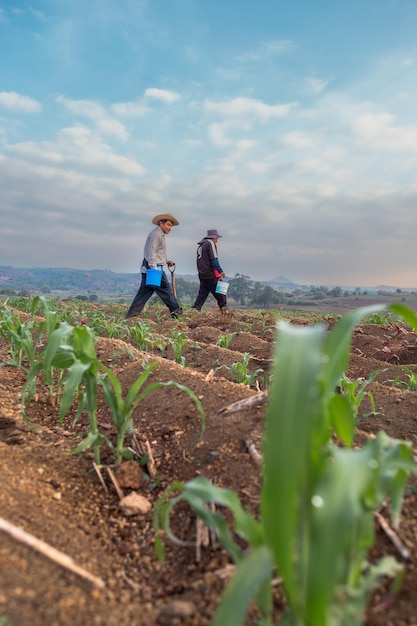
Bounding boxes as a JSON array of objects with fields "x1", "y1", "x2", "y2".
[{"x1": 152, "y1": 213, "x2": 179, "y2": 226}]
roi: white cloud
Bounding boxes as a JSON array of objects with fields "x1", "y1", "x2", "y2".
[
  {"x1": 205, "y1": 97, "x2": 296, "y2": 122},
  {"x1": 56, "y1": 96, "x2": 129, "y2": 140},
  {"x1": 144, "y1": 88, "x2": 181, "y2": 103},
  {"x1": 7, "y1": 125, "x2": 146, "y2": 176},
  {"x1": 111, "y1": 100, "x2": 148, "y2": 117},
  {"x1": 352, "y1": 113, "x2": 417, "y2": 149},
  {"x1": 281, "y1": 131, "x2": 322, "y2": 149},
  {"x1": 0, "y1": 92, "x2": 41, "y2": 112}
]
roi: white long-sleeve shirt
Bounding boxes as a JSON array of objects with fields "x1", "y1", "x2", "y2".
[{"x1": 140, "y1": 226, "x2": 167, "y2": 272}]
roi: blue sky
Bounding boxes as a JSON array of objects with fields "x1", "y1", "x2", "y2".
[{"x1": 1, "y1": 0, "x2": 417, "y2": 287}]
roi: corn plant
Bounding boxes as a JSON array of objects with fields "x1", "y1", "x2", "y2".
[
  {"x1": 335, "y1": 371, "x2": 379, "y2": 424},
  {"x1": 128, "y1": 320, "x2": 157, "y2": 351},
  {"x1": 0, "y1": 307, "x2": 43, "y2": 368},
  {"x1": 154, "y1": 304, "x2": 417, "y2": 626},
  {"x1": 230, "y1": 353, "x2": 265, "y2": 387},
  {"x1": 52, "y1": 324, "x2": 105, "y2": 464},
  {"x1": 217, "y1": 332, "x2": 235, "y2": 349},
  {"x1": 168, "y1": 329, "x2": 188, "y2": 365},
  {"x1": 98, "y1": 361, "x2": 206, "y2": 466},
  {"x1": 0, "y1": 297, "x2": 74, "y2": 414},
  {"x1": 383, "y1": 365, "x2": 417, "y2": 391},
  {"x1": 20, "y1": 319, "x2": 74, "y2": 413}
]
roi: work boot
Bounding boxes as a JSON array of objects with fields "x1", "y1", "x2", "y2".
[{"x1": 170, "y1": 307, "x2": 183, "y2": 319}]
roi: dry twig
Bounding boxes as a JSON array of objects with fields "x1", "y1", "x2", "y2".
[
  {"x1": 0, "y1": 516, "x2": 105, "y2": 589},
  {"x1": 243, "y1": 435, "x2": 263, "y2": 468},
  {"x1": 107, "y1": 467, "x2": 125, "y2": 501},
  {"x1": 219, "y1": 391, "x2": 267, "y2": 416},
  {"x1": 93, "y1": 463, "x2": 108, "y2": 493},
  {"x1": 375, "y1": 511, "x2": 410, "y2": 560}
]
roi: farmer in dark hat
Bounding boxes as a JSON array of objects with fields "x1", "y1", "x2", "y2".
[
  {"x1": 125, "y1": 213, "x2": 183, "y2": 319},
  {"x1": 192, "y1": 229, "x2": 229, "y2": 313}
]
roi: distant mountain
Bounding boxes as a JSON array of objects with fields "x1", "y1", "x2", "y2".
[
  {"x1": 0, "y1": 266, "x2": 139, "y2": 294},
  {"x1": 263, "y1": 275, "x2": 299, "y2": 289}
]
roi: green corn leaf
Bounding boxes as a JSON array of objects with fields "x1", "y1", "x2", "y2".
[
  {"x1": 124, "y1": 361, "x2": 159, "y2": 407},
  {"x1": 70, "y1": 431, "x2": 106, "y2": 455},
  {"x1": 72, "y1": 325, "x2": 97, "y2": 358},
  {"x1": 322, "y1": 304, "x2": 385, "y2": 395},
  {"x1": 212, "y1": 545, "x2": 274, "y2": 626},
  {"x1": 43, "y1": 322, "x2": 74, "y2": 381},
  {"x1": 59, "y1": 360, "x2": 91, "y2": 421},
  {"x1": 261, "y1": 321, "x2": 325, "y2": 610},
  {"x1": 306, "y1": 447, "x2": 377, "y2": 624},
  {"x1": 328, "y1": 393, "x2": 355, "y2": 447},
  {"x1": 389, "y1": 302, "x2": 417, "y2": 332},
  {"x1": 182, "y1": 476, "x2": 264, "y2": 548}
]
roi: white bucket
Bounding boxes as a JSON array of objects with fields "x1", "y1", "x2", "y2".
[{"x1": 215, "y1": 280, "x2": 229, "y2": 295}]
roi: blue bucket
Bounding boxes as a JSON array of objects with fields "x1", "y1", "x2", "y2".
[{"x1": 146, "y1": 267, "x2": 162, "y2": 287}]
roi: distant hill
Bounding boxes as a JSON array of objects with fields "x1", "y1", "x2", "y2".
[
  {"x1": 0, "y1": 266, "x2": 139, "y2": 295},
  {"x1": 263, "y1": 275, "x2": 299, "y2": 290},
  {"x1": 0, "y1": 266, "x2": 413, "y2": 297}
]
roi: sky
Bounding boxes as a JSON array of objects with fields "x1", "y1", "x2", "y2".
[{"x1": 1, "y1": 0, "x2": 417, "y2": 288}]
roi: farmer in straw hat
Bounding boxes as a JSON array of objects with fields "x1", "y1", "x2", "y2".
[
  {"x1": 125, "y1": 213, "x2": 183, "y2": 320},
  {"x1": 192, "y1": 229, "x2": 229, "y2": 314}
]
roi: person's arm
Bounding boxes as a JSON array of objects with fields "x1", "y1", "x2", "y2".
[{"x1": 208, "y1": 241, "x2": 225, "y2": 277}]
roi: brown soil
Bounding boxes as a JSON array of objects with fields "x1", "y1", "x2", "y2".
[{"x1": 1, "y1": 305, "x2": 417, "y2": 626}]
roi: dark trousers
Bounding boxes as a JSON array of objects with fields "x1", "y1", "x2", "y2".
[
  {"x1": 193, "y1": 278, "x2": 227, "y2": 310},
  {"x1": 125, "y1": 272, "x2": 181, "y2": 318}
]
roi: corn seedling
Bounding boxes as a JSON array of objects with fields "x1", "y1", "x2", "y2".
[
  {"x1": 53, "y1": 325, "x2": 105, "y2": 464},
  {"x1": 0, "y1": 307, "x2": 43, "y2": 369},
  {"x1": 335, "y1": 371, "x2": 379, "y2": 423},
  {"x1": 383, "y1": 366, "x2": 417, "y2": 391},
  {"x1": 363, "y1": 311, "x2": 391, "y2": 325},
  {"x1": 128, "y1": 321, "x2": 155, "y2": 351},
  {"x1": 229, "y1": 353, "x2": 265, "y2": 388},
  {"x1": 168, "y1": 329, "x2": 188, "y2": 365},
  {"x1": 98, "y1": 361, "x2": 206, "y2": 465},
  {"x1": 20, "y1": 317, "x2": 74, "y2": 414},
  {"x1": 154, "y1": 304, "x2": 417, "y2": 626},
  {"x1": 216, "y1": 333, "x2": 235, "y2": 349}
]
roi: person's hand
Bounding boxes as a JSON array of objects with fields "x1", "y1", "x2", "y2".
[
  {"x1": 167, "y1": 260, "x2": 175, "y2": 267},
  {"x1": 220, "y1": 271, "x2": 226, "y2": 278}
]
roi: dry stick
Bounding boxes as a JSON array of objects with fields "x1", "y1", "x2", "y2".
[
  {"x1": 195, "y1": 518, "x2": 208, "y2": 563},
  {"x1": 219, "y1": 391, "x2": 268, "y2": 416},
  {"x1": 208, "y1": 502, "x2": 218, "y2": 547},
  {"x1": 107, "y1": 467, "x2": 125, "y2": 501},
  {"x1": 131, "y1": 435, "x2": 157, "y2": 479},
  {"x1": 0, "y1": 516, "x2": 105, "y2": 589},
  {"x1": 93, "y1": 463, "x2": 108, "y2": 493},
  {"x1": 144, "y1": 439, "x2": 157, "y2": 479},
  {"x1": 375, "y1": 511, "x2": 411, "y2": 560},
  {"x1": 243, "y1": 435, "x2": 263, "y2": 468},
  {"x1": 195, "y1": 504, "x2": 217, "y2": 562}
]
